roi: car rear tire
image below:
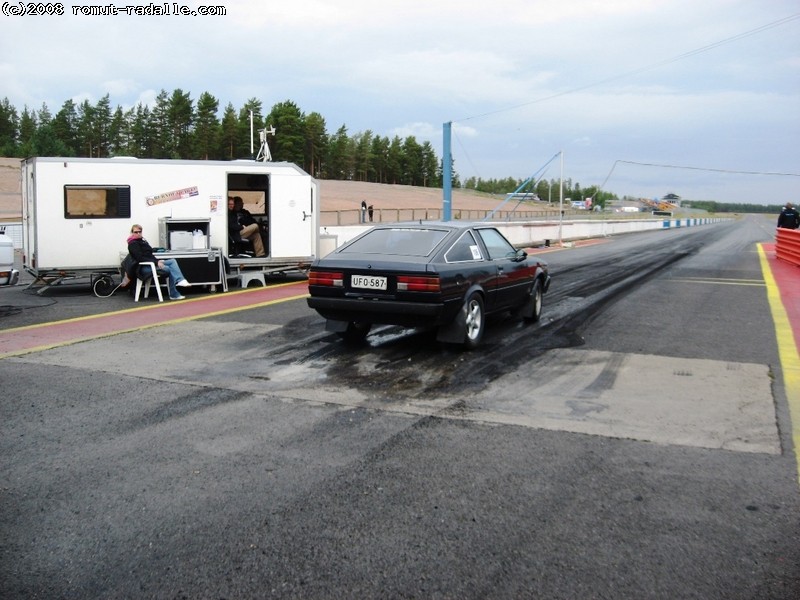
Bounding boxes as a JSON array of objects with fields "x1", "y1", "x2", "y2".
[
  {"x1": 462, "y1": 292, "x2": 485, "y2": 349},
  {"x1": 338, "y1": 322, "x2": 372, "y2": 343},
  {"x1": 523, "y1": 278, "x2": 543, "y2": 323}
]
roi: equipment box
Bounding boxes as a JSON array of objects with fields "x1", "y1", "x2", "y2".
[
  {"x1": 159, "y1": 217, "x2": 210, "y2": 250},
  {"x1": 169, "y1": 231, "x2": 194, "y2": 250},
  {"x1": 155, "y1": 248, "x2": 227, "y2": 291}
]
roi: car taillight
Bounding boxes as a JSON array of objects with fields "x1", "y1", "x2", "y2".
[
  {"x1": 308, "y1": 271, "x2": 343, "y2": 287},
  {"x1": 397, "y1": 275, "x2": 440, "y2": 292}
]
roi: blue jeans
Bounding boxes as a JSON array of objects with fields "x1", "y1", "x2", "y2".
[{"x1": 139, "y1": 259, "x2": 186, "y2": 299}]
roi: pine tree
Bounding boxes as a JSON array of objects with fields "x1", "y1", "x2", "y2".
[{"x1": 193, "y1": 92, "x2": 220, "y2": 160}]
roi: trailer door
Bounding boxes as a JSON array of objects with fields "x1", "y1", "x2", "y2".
[
  {"x1": 227, "y1": 169, "x2": 317, "y2": 261},
  {"x1": 21, "y1": 160, "x2": 36, "y2": 269},
  {"x1": 269, "y1": 176, "x2": 316, "y2": 259}
]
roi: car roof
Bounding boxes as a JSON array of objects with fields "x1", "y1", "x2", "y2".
[{"x1": 367, "y1": 221, "x2": 493, "y2": 231}]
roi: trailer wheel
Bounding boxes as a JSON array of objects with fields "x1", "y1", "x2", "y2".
[{"x1": 92, "y1": 275, "x2": 116, "y2": 298}]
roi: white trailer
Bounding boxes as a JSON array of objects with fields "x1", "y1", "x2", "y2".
[{"x1": 21, "y1": 157, "x2": 319, "y2": 292}]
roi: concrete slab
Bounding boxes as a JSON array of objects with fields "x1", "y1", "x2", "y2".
[
  {"x1": 17, "y1": 319, "x2": 778, "y2": 455},
  {"x1": 441, "y1": 348, "x2": 780, "y2": 455}
]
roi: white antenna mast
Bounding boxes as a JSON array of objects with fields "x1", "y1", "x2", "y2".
[
  {"x1": 256, "y1": 125, "x2": 276, "y2": 162},
  {"x1": 249, "y1": 111, "x2": 254, "y2": 158}
]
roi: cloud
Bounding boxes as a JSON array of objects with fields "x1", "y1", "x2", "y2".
[
  {"x1": 391, "y1": 122, "x2": 440, "y2": 140},
  {"x1": 103, "y1": 79, "x2": 139, "y2": 98},
  {"x1": 0, "y1": 0, "x2": 796, "y2": 203}
]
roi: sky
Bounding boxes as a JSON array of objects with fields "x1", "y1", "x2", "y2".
[{"x1": 1, "y1": 0, "x2": 799, "y2": 205}]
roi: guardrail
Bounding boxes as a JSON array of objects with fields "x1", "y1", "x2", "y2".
[
  {"x1": 775, "y1": 228, "x2": 800, "y2": 268},
  {"x1": 321, "y1": 206, "x2": 562, "y2": 227},
  {"x1": 319, "y1": 217, "x2": 729, "y2": 257},
  {"x1": 320, "y1": 207, "x2": 712, "y2": 227}
]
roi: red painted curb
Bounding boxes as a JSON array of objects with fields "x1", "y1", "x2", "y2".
[
  {"x1": 764, "y1": 243, "x2": 800, "y2": 352},
  {"x1": 0, "y1": 281, "x2": 310, "y2": 356}
]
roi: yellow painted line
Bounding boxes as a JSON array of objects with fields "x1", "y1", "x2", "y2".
[
  {"x1": 668, "y1": 277, "x2": 766, "y2": 287},
  {"x1": 758, "y1": 244, "x2": 800, "y2": 483},
  {"x1": 170, "y1": 293, "x2": 310, "y2": 322}
]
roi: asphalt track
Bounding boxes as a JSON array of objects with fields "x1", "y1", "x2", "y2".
[
  {"x1": 2, "y1": 226, "x2": 799, "y2": 598},
  {"x1": 1, "y1": 241, "x2": 799, "y2": 474}
]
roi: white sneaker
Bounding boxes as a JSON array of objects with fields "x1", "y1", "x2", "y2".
[
  {"x1": 169, "y1": 294, "x2": 185, "y2": 300},
  {"x1": 176, "y1": 279, "x2": 191, "y2": 287}
]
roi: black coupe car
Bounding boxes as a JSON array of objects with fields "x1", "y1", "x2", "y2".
[{"x1": 307, "y1": 222, "x2": 551, "y2": 348}]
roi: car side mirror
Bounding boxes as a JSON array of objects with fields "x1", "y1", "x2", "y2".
[{"x1": 514, "y1": 249, "x2": 527, "y2": 262}]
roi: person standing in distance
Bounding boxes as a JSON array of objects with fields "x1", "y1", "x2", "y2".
[{"x1": 777, "y1": 202, "x2": 800, "y2": 229}]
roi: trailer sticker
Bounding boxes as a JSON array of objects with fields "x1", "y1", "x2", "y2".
[{"x1": 146, "y1": 186, "x2": 200, "y2": 206}]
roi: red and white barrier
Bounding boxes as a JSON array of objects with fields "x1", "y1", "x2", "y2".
[{"x1": 776, "y1": 228, "x2": 800, "y2": 268}]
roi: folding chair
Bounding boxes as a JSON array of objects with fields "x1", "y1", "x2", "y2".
[{"x1": 134, "y1": 262, "x2": 165, "y2": 302}]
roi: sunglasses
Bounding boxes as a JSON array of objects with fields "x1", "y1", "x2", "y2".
[{"x1": 132, "y1": 230, "x2": 142, "y2": 233}]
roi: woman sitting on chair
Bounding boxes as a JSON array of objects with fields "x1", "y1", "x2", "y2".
[{"x1": 127, "y1": 224, "x2": 191, "y2": 300}]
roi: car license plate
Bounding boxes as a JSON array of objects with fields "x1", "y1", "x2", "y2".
[{"x1": 351, "y1": 275, "x2": 387, "y2": 290}]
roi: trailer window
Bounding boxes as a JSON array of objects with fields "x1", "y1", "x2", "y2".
[{"x1": 64, "y1": 185, "x2": 131, "y2": 219}]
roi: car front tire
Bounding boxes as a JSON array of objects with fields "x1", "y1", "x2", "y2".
[{"x1": 523, "y1": 278, "x2": 543, "y2": 323}]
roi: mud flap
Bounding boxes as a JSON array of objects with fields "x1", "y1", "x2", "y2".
[
  {"x1": 436, "y1": 316, "x2": 466, "y2": 344},
  {"x1": 325, "y1": 319, "x2": 350, "y2": 333}
]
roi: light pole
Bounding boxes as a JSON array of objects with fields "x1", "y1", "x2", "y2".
[
  {"x1": 443, "y1": 122, "x2": 452, "y2": 221},
  {"x1": 558, "y1": 150, "x2": 564, "y2": 246}
]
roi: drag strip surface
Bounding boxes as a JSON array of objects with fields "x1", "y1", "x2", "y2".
[{"x1": 2, "y1": 215, "x2": 798, "y2": 599}]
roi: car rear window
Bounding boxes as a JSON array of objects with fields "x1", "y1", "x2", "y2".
[{"x1": 341, "y1": 228, "x2": 449, "y2": 256}]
